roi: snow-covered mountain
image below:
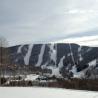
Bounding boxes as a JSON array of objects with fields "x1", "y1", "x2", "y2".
[{"x1": 8, "y1": 43, "x2": 98, "y2": 79}]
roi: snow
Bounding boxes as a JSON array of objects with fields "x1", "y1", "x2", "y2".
[
  {"x1": 74, "y1": 70, "x2": 86, "y2": 78},
  {"x1": 78, "y1": 46, "x2": 83, "y2": 61},
  {"x1": 24, "y1": 44, "x2": 34, "y2": 65},
  {"x1": 41, "y1": 62, "x2": 48, "y2": 69},
  {"x1": 89, "y1": 59, "x2": 97, "y2": 67},
  {"x1": 0, "y1": 87, "x2": 98, "y2": 98},
  {"x1": 17, "y1": 45, "x2": 23, "y2": 53},
  {"x1": 70, "y1": 65, "x2": 88, "y2": 78},
  {"x1": 25, "y1": 74, "x2": 39, "y2": 81},
  {"x1": 51, "y1": 67, "x2": 61, "y2": 77},
  {"x1": 36, "y1": 45, "x2": 45, "y2": 67},
  {"x1": 58, "y1": 56, "x2": 65, "y2": 68},
  {"x1": 86, "y1": 48, "x2": 92, "y2": 52},
  {"x1": 78, "y1": 46, "x2": 82, "y2": 52},
  {"x1": 79, "y1": 54, "x2": 83, "y2": 61},
  {"x1": 67, "y1": 53, "x2": 71, "y2": 56},
  {"x1": 47, "y1": 66, "x2": 62, "y2": 77},
  {"x1": 70, "y1": 65, "x2": 85, "y2": 78},
  {"x1": 49, "y1": 44, "x2": 57, "y2": 65},
  {"x1": 71, "y1": 65, "x2": 78, "y2": 77}
]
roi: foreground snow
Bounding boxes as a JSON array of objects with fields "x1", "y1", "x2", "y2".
[{"x1": 0, "y1": 87, "x2": 98, "y2": 98}]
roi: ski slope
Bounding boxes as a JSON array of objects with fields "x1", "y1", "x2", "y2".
[{"x1": 0, "y1": 87, "x2": 98, "y2": 98}]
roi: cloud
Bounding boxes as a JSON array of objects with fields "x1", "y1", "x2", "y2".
[
  {"x1": 0, "y1": 0, "x2": 98, "y2": 46},
  {"x1": 52, "y1": 35, "x2": 98, "y2": 47}
]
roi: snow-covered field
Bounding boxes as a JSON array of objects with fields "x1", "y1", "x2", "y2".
[{"x1": 0, "y1": 87, "x2": 98, "y2": 98}]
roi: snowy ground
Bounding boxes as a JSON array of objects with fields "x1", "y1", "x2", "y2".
[{"x1": 0, "y1": 87, "x2": 98, "y2": 98}]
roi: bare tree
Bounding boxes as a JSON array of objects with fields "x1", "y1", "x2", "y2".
[{"x1": 0, "y1": 36, "x2": 9, "y2": 86}]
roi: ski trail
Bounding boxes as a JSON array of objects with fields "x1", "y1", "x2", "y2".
[
  {"x1": 24, "y1": 44, "x2": 34, "y2": 65},
  {"x1": 36, "y1": 44, "x2": 45, "y2": 67}
]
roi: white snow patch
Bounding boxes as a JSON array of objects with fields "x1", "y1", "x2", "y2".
[
  {"x1": 78, "y1": 46, "x2": 83, "y2": 61},
  {"x1": 89, "y1": 59, "x2": 97, "y2": 67},
  {"x1": 24, "y1": 44, "x2": 34, "y2": 65},
  {"x1": 25, "y1": 74, "x2": 39, "y2": 81},
  {"x1": 71, "y1": 65, "x2": 77, "y2": 75},
  {"x1": 51, "y1": 68, "x2": 61, "y2": 77},
  {"x1": 86, "y1": 48, "x2": 92, "y2": 52},
  {"x1": 73, "y1": 70, "x2": 86, "y2": 79},
  {"x1": 17, "y1": 45, "x2": 23, "y2": 53},
  {"x1": 79, "y1": 54, "x2": 83, "y2": 61},
  {"x1": 78, "y1": 46, "x2": 82, "y2": 52},
  {"x1": 70, "y1": 65, "x2": 80, "y2": 78},
  {"x1": 70, "y1": 65, "x2": 88, "y2": 78},
  {"x1": 47, "y1": 66, "x2": 62, "y2": 78},
  {"x1": 41, "y1": 62, "x2": 48, "y2": 69},
  {"x1": 67, "y1": 53, "x2": 71, "y2": 56},
  {"x1": 49, "y1": 44, "x2": 57, "y2": 65},
  {"x1": 36, "y1": 45, "x2": 45, "y2": 67},
  {"x1": 0, "y1": 87, "x2": 98, "y2": 98},
  {"x1": 58, "y1": 56, "x2": 65, "y2": 68}
]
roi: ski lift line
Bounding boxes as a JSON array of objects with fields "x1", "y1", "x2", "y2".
[{"x1": 68, "y1": 43, "x2": 76, "y2": 66}]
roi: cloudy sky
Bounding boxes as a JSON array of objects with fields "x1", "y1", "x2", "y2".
[{"x1": 0, "y1": 0, "x2": 98, "y2": 46}]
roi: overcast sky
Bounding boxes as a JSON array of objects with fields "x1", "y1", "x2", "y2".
[{"x1": 0, "y1": 0, "x2": 98, "y2": 46}]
